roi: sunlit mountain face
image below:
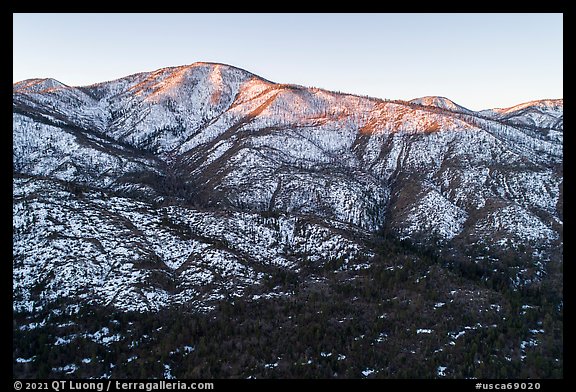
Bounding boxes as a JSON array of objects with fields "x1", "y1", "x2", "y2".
[{"x1": 13, "y1": 62, "x2": 562, "y2": 379}]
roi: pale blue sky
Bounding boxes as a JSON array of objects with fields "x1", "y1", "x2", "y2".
[{"x1": 13, "y1": 13, "x2": 562, "y2": 111}]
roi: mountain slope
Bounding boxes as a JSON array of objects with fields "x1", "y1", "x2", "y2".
[
  {"x1": 13, "y1": 62, "x2": 563, "y2": 378},
  {"x1": 13, "y1": 62, "x2": 563, "y2": 307}
]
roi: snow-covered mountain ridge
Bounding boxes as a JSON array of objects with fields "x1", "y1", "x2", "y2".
[{"x1": 13, "y1": 62, "x2": 563, "y2": 313}]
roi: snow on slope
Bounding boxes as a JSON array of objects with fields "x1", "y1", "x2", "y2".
[
  {"x1": 13, "y1": 61, "x2": 563, "y2": 312},
  {"x1": 480, "y1": 99, "x2": 563, "y2": 130},
  {"x1": 13, "y1": 177, "x2": 371, "y2": 312}
]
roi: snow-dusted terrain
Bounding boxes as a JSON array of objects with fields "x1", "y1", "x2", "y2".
[{"x1": 13, "y1": 62, "x2": 562, "y2": 314}]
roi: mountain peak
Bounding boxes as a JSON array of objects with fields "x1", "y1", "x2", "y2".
[
  {"x1": 409, "y1": 96, "x2": 471, "y2": 113},
  {"x1": 490, "y1": 99, "x2": 563, "y2": 114},
  {"x1": 13, "y1": 78, "x2": 67, "y2": 94}
]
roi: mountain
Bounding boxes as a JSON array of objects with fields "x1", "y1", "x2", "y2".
[
  {"x1": 408, "y1": 96, "x2": 474, "y2": 113},
  {"x1": 13, "y1": 62, "x2": 563, "y2": 379},
  {"x1": 479, "y1": 99, "x2": 563, "y2": 131}
]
